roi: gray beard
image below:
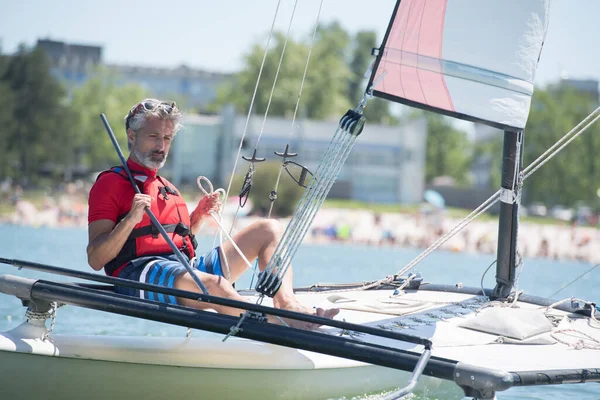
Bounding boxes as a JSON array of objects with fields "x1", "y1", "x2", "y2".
[{"x1": 132, "y1": 146, "x2": 167, "y2": 170}]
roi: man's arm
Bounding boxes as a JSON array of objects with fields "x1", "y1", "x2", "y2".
[
  {"x1": 87, "y1": 193, "x2": 151, "y2": 271},
  {"x1": 190, "y1": 210, "x2": 210, "y2": 236},
  {"x1": 190, "y1": 192, "x2": 221, "y2": 235}
]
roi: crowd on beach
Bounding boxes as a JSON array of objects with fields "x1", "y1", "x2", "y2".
[
  {"x1": 1, "y1": 178, "x2": 599, "y2": 265},
  {"x1": 1, "y1": 179, "x2": 90, "y2": 228},
  {"x1": 308, "y1": 207, "x2": 600, "y2": 265}
]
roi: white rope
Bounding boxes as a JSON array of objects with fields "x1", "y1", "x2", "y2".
[
  {"x1": 551, "y1": 329, "x2": 600, "y2": 350},
  {"x1": 544, "y1": 297, "x2": 599, "y2": 326},
  {"x1": 196, "y1": 176, "x2": 259, "y2": 281}
]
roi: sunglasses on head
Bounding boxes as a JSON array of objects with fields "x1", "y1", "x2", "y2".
[{"x1": 125, "y1": 100, "x2": 176, "y2": 129}]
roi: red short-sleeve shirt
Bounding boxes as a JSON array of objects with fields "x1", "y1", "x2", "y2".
[{"x1": 88, "y1": 159, "x2": 156, "y2": 224}]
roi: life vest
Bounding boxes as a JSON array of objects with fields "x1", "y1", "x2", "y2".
[{"x1": 99, "y1": 166, "x2": 197, "y2": 276}]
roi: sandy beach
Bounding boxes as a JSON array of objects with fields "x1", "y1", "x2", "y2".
[{"x1": 2, "y1": 190, "x2": 599, "y2": 265}]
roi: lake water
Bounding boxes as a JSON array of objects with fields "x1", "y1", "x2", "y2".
[{"x1": 0, "y1": 223, "x2": 599, "y2": 399}]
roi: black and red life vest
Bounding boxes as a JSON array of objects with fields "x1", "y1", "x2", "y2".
[{"x1": 100, "y1": 166, "x2": 197, "y2": 276}]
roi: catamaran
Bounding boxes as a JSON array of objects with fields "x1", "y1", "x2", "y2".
[{"x1": 1, "y1": 1, "x2": 599, "y2": 399}]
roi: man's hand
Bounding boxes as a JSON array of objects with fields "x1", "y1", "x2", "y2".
[
  {"x1": 128, "y1": 193, "x2": 152, "y2": 224},
  {"x1": 191, "y1": 193, "x2": 222, "y2": 227}
]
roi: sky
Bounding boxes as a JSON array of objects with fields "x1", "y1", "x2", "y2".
[{"x1": 1, "y1": 0, "x2": 599, "y2": 89}]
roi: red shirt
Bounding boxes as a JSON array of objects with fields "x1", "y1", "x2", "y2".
[{"x1": 88, "y1": 159, "x2": 159, "y2": 224}]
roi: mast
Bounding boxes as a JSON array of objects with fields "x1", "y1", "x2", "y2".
[{"x1": 492, "y1": 130, "x2": 523, "y2": 299}]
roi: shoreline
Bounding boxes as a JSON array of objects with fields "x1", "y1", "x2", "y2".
[{"x1": 3, "y1": 197, "x2": 597, "y2": 265}]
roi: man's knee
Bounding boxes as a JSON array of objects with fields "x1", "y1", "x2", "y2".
[
  {"x1": 176, "y1": 271, "x2": 221, "y2": 293},
  {"x1": 253, "y1": 218, "x2": 283, "y2": 241}
]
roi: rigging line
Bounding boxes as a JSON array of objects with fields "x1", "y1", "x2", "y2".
[
  {"x1": 261, "y1": 126, "x2": 360, "y2": 287},
  {"x1": 253, "y1": 0, "x2": 300, "y2": 150},
  {"x1": 221, "y1": 0, "x2": 283, "y2": 212},
  {"x1": 288, "y1": 0, "x2": 323, "y2": 138},
  {"x1": 523, "y1": 106, "x2": 600, "y2": 180},
  {"x1": 480, "y1": 259, "x2": 497, "y2": 298},
  {"x1": 547, "y1": 263, "x2": 600, "y2": 299},
  {"x1": 224, "y1": 0, "x2": 298, "y2": 241},
  {"x1": 395, "y1": 190, "x2": 501, "y2": 279},
  {"x1": 266, "y1": 165, "x2": 286, "y2": 218},
  {"x1": 266, "y1": 0, "x2": 324, "y2": 219},
  {"x1": 392, "y1": 108, "x2": 600, "y2": 282}
]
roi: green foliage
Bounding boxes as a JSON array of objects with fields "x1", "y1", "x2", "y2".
[
  {"x1": 470, "y1": 87, "x2": 600, "y2": 209},
  {"x1": 417, "y1": 111, "x2": 472, "y2": 185},
  {"x1": 0, "y1": 46, "x2": 72, "y2": 183},
  {"x1": 473, "y1": 136, "x2": 503, "y2": 188},
  {"x1": 347, "y1": 31, "x2": 397, "y2": 124},
  {"x1": 0, "y1": 46, "x2": 150, "y2": 183},
  {"x1": 69, "y1": 67, "x2": 150, "y2": 171},
  {"x1": 0, "y1": 55, "x2": 16, "y2": 178},
  {"x1": 211, "y1": 23, "x2": 394, "y2": 121},
  {"x1": 231, "y1": 162, "x2": 305, "y2": 217},
  {"x1": 522, "y1": 87, "x2": 600, "y2": 207}
]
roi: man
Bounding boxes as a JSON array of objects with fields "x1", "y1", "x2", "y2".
[{"x1": 87, "y1": 98, "x2": 338, "y2": 328}]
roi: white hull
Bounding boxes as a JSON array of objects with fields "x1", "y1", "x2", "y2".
[
  {"x1": 1, "y1": 287, "x2": 598, "y2": 399},
  {"x1": 0, "y1": 347, "x2": 457, "y2": 400}
]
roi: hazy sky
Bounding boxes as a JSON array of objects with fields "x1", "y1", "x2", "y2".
[{"x1": 1, "y1": 0, "x2": 598, "y2": 88}]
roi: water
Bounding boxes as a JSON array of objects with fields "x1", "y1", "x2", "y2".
[{"x1": 1, "y1": 223, "x2": 599, "y2": 399}]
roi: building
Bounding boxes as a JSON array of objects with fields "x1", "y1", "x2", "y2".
[
  {"x1": 164, "y1": 110, "x2": 428, "y2": 205},
  {"x1": 109, "y1": 64, "x2": 229, "y2": 110},
  {"x1": 34, "y1": 38, "x2": 428, "y2": 204},
  {"x1": 37, "y1": 39, "x2": 102, "y2": 84},
  {"x1": 36, "y1": 39, "x2": 230, "y2": 109}
]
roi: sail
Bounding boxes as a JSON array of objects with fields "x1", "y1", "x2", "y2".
[{"x1": 368, "y1": 0, "x2": 551, "y2": 131}]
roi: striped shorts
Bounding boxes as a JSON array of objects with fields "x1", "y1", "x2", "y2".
[{"x1": 114, "y1": 247, "x2": 223, "y2": 304}]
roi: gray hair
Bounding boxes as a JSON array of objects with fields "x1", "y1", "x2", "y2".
[
  {"x1": 125, "y1": 98, "x2": 183, "y2": 150},
  {"x1": 125, "y1": 98, "x2": 183, "y2": 132}
]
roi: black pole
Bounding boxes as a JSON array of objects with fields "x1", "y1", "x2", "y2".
[
  {"x1": 27, "y1": 279, "x2": 453, "y2": 379},
  {"x1": 510, "y1": 368, "x2": 600, "y2": 386},
  {"x1": 99, "y1": 114, "x2": 208, "y2": 295},
  {"x1": 0, "y1": 258, "x2": 431, "y2": 346},
  {"x1": 492, "y1": 130, "x2": 523, "y2": 299}
]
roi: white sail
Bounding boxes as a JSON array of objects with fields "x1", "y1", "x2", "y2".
[{"x1": 369, "y1": 0, "x2": 551, "y2": 130}]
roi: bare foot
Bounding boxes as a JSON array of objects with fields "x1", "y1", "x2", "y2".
[{"x1": 277, "y1": 303, "x2": 340, "y2": 330}]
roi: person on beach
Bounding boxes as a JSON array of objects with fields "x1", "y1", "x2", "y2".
[{"x1": 86, "y1": 98, "x2": 338, "y2": 328}]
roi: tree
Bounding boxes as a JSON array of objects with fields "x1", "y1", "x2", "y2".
[
  {"x1": 69, "y1": 67, "x2": 150, "y2": 172},
  {"x1": 210, "y1": 22, "x2": 354, "y2": 120},
  {"x1": 0, "y1": 54, "x2": 16, "y2": 179},
  {"x1": 303, "y1": 22, "x2": 353, "y2": 119},
  {"x1": 230, "y1": 162, "x2": 305, "y2": 217},
  {"x1": 418, "y1": 111, "x2": 472, "y2": 185},
  {"x1": 522, "y1": 87, "x2": 600, "y2": 207},
  {"x1": 347, "y1": 30, "x2": 397, "y2": 124},
  {"x1": 0, "y1": 46, "x2": 72, "y2": 184},
  {"x1": 471, "y1": 86, "x2": 600, "y2": 209},
  {"x1": 472, "y1": 135, "x2": 503, "y2": 189}
]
